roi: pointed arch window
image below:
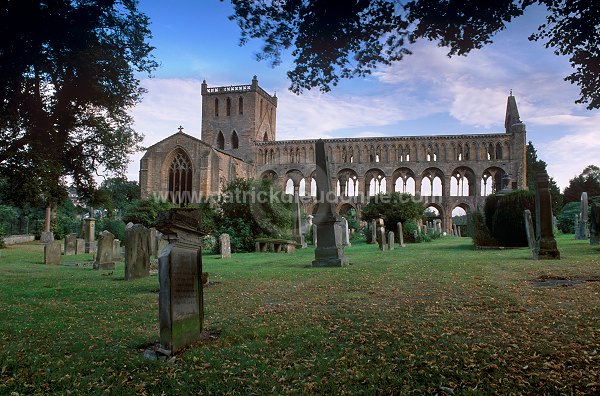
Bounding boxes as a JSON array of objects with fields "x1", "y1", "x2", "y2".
[
  {"x1": 263, "y1": 132, "x2": 268, "y2": 141},
  {"x1": 239, "y1": 97, "x2": 243, "y2": 114},
  {"x1": 226, "y1": 98, "x2": 231, "y2": 116},
  {"x1": 231, "y1": 130, "x2": 239, "y2": 149},
  {"x1": 217, "y1": 131, "x2": 225, "y2": 149},
  {"x1": 168, "y1": 150, "x2": 193, "y2": 205},
  {"x1": 214, "y1": 98, "x2": 219, "y2": 116}
]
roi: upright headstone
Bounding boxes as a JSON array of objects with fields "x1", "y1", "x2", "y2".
[
  {"x1": 156, "y1": 231, "x2": 168, "y2": 256},
  {"x1": 124, "y1": 224, "x2": 151, "y2": 280},
  {"x1": 523, "y1": 209, "x2": 536, "y2": 259},
  {"x1": 396, "y1": 222, "x2": 405, "y2": 247},
  {"x1": 574, "y1": 214, "x2": 581, "y2": 239},
  {"x1": 155, "y1": 208, "x2": 203, "y2": 354},
  {"x1": 292, "y1": 194, "x2": 307, "y2": 248},
  {"x1": 534, "y1": 170, "x2": 560, "y2": 259},
  {"x1": 369, "y1": 219, "x2": 377, "y2": 244},
  {"x1": 376, "y1": 218, "x2": 386, "y2": 250},
  {"x1": 94, "y1": 230, "x2": 115, "y2": 270},
  {"x1": 113, "y1": 239, "x2": 123, "y2": 261},
  {"x1": 149, "y1": 227, "x2": 158, "y2": 256},
  {"x1": 64, "y1": 234, "x2": 76, "y2": 256},
  {"x1": 219, "y1": 233, "x2": 231, "y2": 259},
  {"x1": 311, "y1": 224, "x2": 318, "y2": 246},
  {"x1": 577, "y1": 192, "x2": 589, "y2": 240},
  {"x1": 44, "y1": 241, "x2": 61, "y2": 265},
  {"x1": 84, "y1": 218, "x2": 96, "y2": 254},
  {"x1": 312, "y1": 139, "x2": 349, "y2": 267},
  {"x1": 452, "y1": 224, "x2": 458, "y2": 237},
  {"x1": 75, "y1": 238, "x2": 85, "y2": 255},
  {"x1": 387, "y1": 231, "x2": 395, "y2": 250},
  {"x1": 590, "y1": 203, "x2": 600, "y2": 245},
  {"x1": 340, "y1": 217, "x2": 351, "y2": 247}
]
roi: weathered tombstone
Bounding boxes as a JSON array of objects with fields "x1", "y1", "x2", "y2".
[
  {"x1": 149, "y1": 227, "x2": 158, "y2": 256},
  {"x1": 396, "y1": 222, "x2": 405, "y2": 247},
  {"x1": 44, "y1": 241, "x2": 61, "y2": 265},
  {"x1": 156, "y1": 231, "x2": 168, "y2": 256},
  {"x1": 219, "y1": 233, "x2": 231, "y2": 259},
  {"x1": 312, "y1": 139, "x2": 349, "y2": 267},
  {"x1": 75, "y1": 238, "x2": 85, "y2": 255},
  {"x1": 574, "y1": 214, "x2": 580, "y2": 239},
  {"x1": 113, "y1": 239, "x2": 123, "y2": 261},
  {"x1": 452, "y1": 224, "x2": 458, "y2": 237},
  {"x1": 155, "y1": 208, "x2": 203, "y2": 354},
  {"x1": 523, "y1": 209, "x2": 536, "y2": 259},
  {"x1": 369, "y1": 219, "x2": 377, "y2": 244},
  {"x1": 340, "y1": 217, "x2": 351, "y2": 247},
  {"x1": 457, "y1": 227, "x2": 462, "y2": 238},
  {"x1": 534, "y1": 170, "x2": 560, "y2": 259},
  {"x1": 377, "y1": 219, "x2": 387, "y2": 251},
  {"x1": 576, "y1": 192, "x2": 589, "y2": 240},
  {"x1": 94, "y1": 230, "x2": 115, "y2": 270},
  {"x1": 591, "y1": 203, "x2": 600, "y2": 245},
  {"x1": 64, "y1": 234, "x2": 76, "y2": 256},
  {"x1": 124, "y1": 224, "x2": 151, "y2": 280},
  {"x1": 84, "y1": 218, "x2": 96, "y2": 253},
  {"x1": 311, "y1": 224, "x2": 318, "y2": 246},
  {"x1": 292, "y1": 194, "x2": 307, "y2": 248},
  {"x1": 387, "y1": 231, "x2": 395, "y2": 250},
  {"x1": 40, "y1": 231, "x2": 54, "y2": 244}
]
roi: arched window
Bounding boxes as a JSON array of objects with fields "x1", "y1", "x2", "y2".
[
  {"x1": 238, "y1": 97, "x2": 243, "y2": 115},
  {"x1": 168, "y1": 150, "x2": 192, "y2": 205},
  {"x1": 496, "y1": 142, "x2": 502, "y2": 159},
  {"x1": 226, "y1": 98, "x2": 231, "y2": 116},
  {"x1": 231, "y1": 131, "x2": 239, "y2": 149},
  {"x1": 263, "y1": 132, "x2": 268, "y2": 141},
  {"x1": 214, "y1": 98, "x2": 219, "y2": 116},
  {"x1": 217, "y1": 131, "x2": 224, "y2": 149}
]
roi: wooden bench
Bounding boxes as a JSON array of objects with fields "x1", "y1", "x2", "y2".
[{"x1": 255, "y1": 238, "x2": 302, "y2": 254}]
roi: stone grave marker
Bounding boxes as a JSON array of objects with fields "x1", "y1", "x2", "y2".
[
  {"x1": 44, "y1": 241, "x2": 61, "y2": 265},
  {"x1": 40, "y1": 231, "x2": 54, "y2": 244},
  {"x1": 312, "y1": 139, "x2": 349, "y2": 267},
  {"x1": 574, "y1": 214, "x2": 580, "y2": 239},
  {"x1": 340, "y1": 217, "x2": 351, "y2": 247},
  {"x1": 84, "y1": 218, "x2": 96, "y2": 253},
  {"x1": 369, "y1": 219, "x2": 377, "y2": 244},
  {"x1": 377, "y1": 219, "x2": 387, "y2": 251},
  {"x1": 113, "y1": 239, "x2": 123, "y2": 261},
  {"x1": 219, "y1": 233, "x2": 231, "y2": 259},
  {"x1": 576, "y1": 192, "x2": 588, "y2": 240},
  {"x1": 94, "y1": 230, "x2": 115, "y2": 270},
  {"x1": 396, "y1": 222, "x2": 405, "y2": 247},
  {"x1": 125, "y1": 224, "x2": 151, "y2": 280},
  {"x1": 155, "y1": 208, "x2": 203, "y2": 354},
  {"x1": 64, "y1": 234, "x2": 76, "y2": 256},
  {"x1": 534, "y1": 170, "x2": 560, "y2": 259},
  {"x1": 387, "y1": 231, "x2": 395, "y2": 250},
  {"x1": 75, "y1": 238, "x2": 85, "y2": 255},
  {"x1": 311, "y1": 224, "x2": 318, "y2": 246},
  {"x1": 149, "y1": 227, "x2": 158, "y2": 256},
  {"x1": 523, "y1": 209, "x2": 536, "y2": 258}
]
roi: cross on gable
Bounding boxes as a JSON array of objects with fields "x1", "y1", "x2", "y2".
[{"x1": 177, "y1": 125, "x2": 184, "y2": 133}]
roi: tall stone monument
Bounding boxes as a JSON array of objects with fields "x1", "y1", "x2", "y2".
[
  {"x1": 576, "y1": 192, "x2": 589, "y2": 240},
  {"x1": 94, "y1": 230, "x2": 115, "y2": 270},
  {"x1": 219, "y1": 233, "x2": 231, "y2": 259},
  {"x1": 340, "y1": 217, "x2": 351, "y2": 247},
  {"x1": 534, "y1": 170, "x2": 560, "y2": 259},
  {"x1": 396, "y1": 222, "x2": 405, "y2": 247},
  {"x1": 154, "y1": 208, "x2": 204, "y2": 354},
  {"x1": 312, "y1": 139, "x2": 349, "y2": 267},
  {"x1": 124, "y1": 224, "x2": 152, "y2": 280},
  {"x1": 84, "y1": 217, "x2": 96, "y2": 254}
]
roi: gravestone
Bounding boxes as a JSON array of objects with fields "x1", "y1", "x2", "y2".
[
  {"x1": 84, "y1": 218, "x2": 96, "y2": 253},
  {"x1": 534, "y1": 170, "x2": 560, "y2": 259},
  {"x1": 75, "y1": 238, "x2": 85, "y2": 255},
  {"x1": 219, "y1": 233, "x2": 231, "y2": 259},
  {"x1": 523, "y1": 209, "x2": 536, "y2": 259},
  {"x1": 377, "y1": 219, "x2": 387, "y2": 251},
  {"x1": 387, "y1": 231, "x2": 395, "y2": 250},
  {"x1": 311, "y1": 224, "x2": 318, "y2": 246},
  {"x1": 292, "y1": 195, "x2": 307, "y2": 248},
  {"x1": 155, "y1": 208, "x2": 203, "y2": 354},
  {"x1": 307, "y1": 215, "x2": 314, "y2": 227},
  {"x1": 452, "y1": 224, "x2": 458, "y2": 237},
  {"x1": 340, "y1": 217, "x2": 351, "y2": 247},
  {"x1": 312, "y1": 139, "x2": 349, "y2": 267},
  {"x1": 576, "y1": 192, "x2": 588, "y2": 240},
  {"x1": 574, "y1": 214, "x2": 580, "y2": 239},
  {"x1": 94, "y1": 230, "x2": 115, "y2": 270},
  {"x1": 64, "y1": 234, "x2": 76, "y2": 256},
  {"x1": 149, "y1": 227, "x2": 158, "y2": 256},
  {"x1": 113, "y1": 239, "x2": 123, "y2": 261},
  {"x1": 156, "y1": 231, "x2": 168, "y2": 256},
  {"x1": 125, "y1": 224, "x2": 151, "y2": 280},
  {"x1": 40, "y1": 231, "x2": 54, "y2": 244},
  {"x1": 44, "y1": 241, "x2": 61, "y2": 265},
  {"x1": 367, "y1": 219, "x2": 377, "y2": 244},
  {"x1": 591, "y1": 203, "x2": 600, "y2": 245},
  {"x1": 396, "y1": 222, "x2": 405, "y2": 247}
]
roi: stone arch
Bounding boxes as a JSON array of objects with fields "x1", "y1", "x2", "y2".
[
  {"x1": 337, "y1": 202, "x2": 358, "y2": 216},
  {"x1": 231, "y1": 130, "x2": 239, "y2": 149},
  {"x1": 423, "y1": 202, "x2": 444, "y2": 230},
  {"x1": 284, "y1": 169, "x2": 305, "y2": 195},
  {"x1": 165, "y1": 148, "x2": 194, "y2": 205},
  {"x1": 337, "y1": 168, "x2": 359, "y2": 197},
  {"x1": 392, "y1": 167, "x2": 416, "y2": 195},
  {"x1": 503, "y1": 141, "x2": 510, "y2": 160},
  {"x1": 365, "y1": 168, "x2": 386, "y2": 196},
  {"x1": 495, "y1": 142, "x2": 503, "y2": 160},
  {"x1": 450, "y1": 166, "x2": 476, "y2": 196},
  {"x1": 216, "y1": 131, "x2": 225, "y2": 150},
  {"x1": 260, "y1": 169, "x2": 278, "y2": 183},
  {"x1": 481, "y1": 166, "x2": 506, "y2": 196},
  {"x1": 421, "y1": 167, "x2": 444, "y2": 196}
]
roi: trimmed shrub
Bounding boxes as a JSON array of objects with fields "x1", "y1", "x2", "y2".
[
  {"x1": 481, "y1": 190, "x2": 535, "y2": 247},
  {"x1": 469, "y1": 211, "x2": 497, "y2": 247}
]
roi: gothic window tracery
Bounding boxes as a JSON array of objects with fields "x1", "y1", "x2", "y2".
[{"x1": 168, "y1": 150, "x2": 193, "y2": 205}]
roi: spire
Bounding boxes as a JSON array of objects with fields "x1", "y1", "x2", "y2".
[{"x1": 505, "y1": 91, "x2": 521, "y2": 132}]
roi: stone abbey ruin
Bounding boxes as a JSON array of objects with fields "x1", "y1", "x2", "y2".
[{"x1": 140, "y1": 76, "x2": 527, "y2": 233}]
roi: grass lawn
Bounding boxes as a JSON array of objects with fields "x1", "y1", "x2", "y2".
[{"x1": 1, "y1": 235, "x2": 599, "y2": 395}]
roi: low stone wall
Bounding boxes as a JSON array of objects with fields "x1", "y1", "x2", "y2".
[{"x1": 2, "y1": 234, "x2": 35, "y2": 245}]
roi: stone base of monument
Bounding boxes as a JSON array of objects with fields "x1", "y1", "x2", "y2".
[
  {"x1": 40, "y1": 231, "x2": 54, "y2": 244},
  {"x1": 93, "y1": 261, "x2": 116, "y2": 270},
  {"x1": 536, "y1": 238, "x2": 560, "y2": 260},
  {"x1": 312, "y1": 246, "x2": 349, "y2": 267}
]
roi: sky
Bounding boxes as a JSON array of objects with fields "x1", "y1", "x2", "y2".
[{"x1": 127, "y1": 1, "x2": 600, "y2": 191}]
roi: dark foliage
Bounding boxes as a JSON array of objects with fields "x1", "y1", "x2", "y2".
[
  {"x1": 361, "y1": 192, "x2": 423, "y2": 232},
  {"x1": 123, "y1": 197, "x2": 173, "y2": 228},
  {"x1": 491, "y1": 190, "x2": 535, "y2": 247},
  {"x1": 526, "y1": 141, "x2": 562, "y2": 213},
  {"x1": 469, "y1": 211, "x2": 497, "y2": 247},
  {"x1": 563, "y1": 165, "x2": 600, "y2": 205}
]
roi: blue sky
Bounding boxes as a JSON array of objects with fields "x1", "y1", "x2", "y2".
[{"x1": 127, "y1": 1, "x2": 600, "y2": 190}]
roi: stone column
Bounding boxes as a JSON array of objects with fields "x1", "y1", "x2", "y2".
[
  {"x1": 385, "y1": 176, "x2": 394, "y2": 194},
  {"x1": 534, "y1": 170, "x2": 560, "y2": 259}
]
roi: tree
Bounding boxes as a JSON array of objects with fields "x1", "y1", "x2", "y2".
[
  {"x1": 526, "y1": 141, "x2": 562, "y2": 213},
  {"x1": 563, "y1": 165, "x2": 600, "y2": 204},
  {"x1": 96, "y1": 177, "x2": 140, "y2": 215},
  {"x1": 226, "y1": 0, "x2": 600, "y2": 109},
  {"x1": 0, "y1": 1, "x2": 157, "y2": 211},
  {"x1": 360, "y1": 192, "x2": 424, "y2": 231}
]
